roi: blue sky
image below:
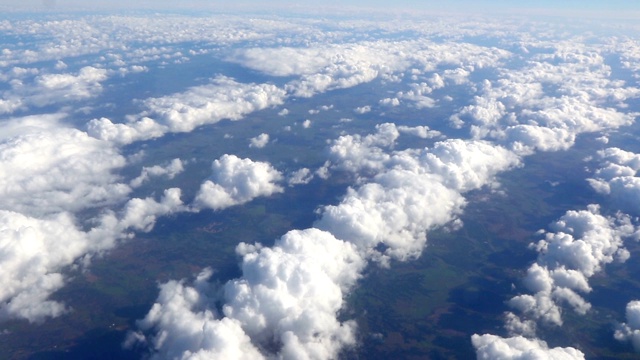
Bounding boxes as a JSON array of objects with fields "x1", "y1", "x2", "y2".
[{"x1": 4, "y1": 0, "x2": 640, "y2": 15}]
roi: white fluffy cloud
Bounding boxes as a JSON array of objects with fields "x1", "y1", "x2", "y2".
[
  {"x1": 0, "y1": 188, "x2": 184, "y2": 323},
  {"x1": 0, "y1": 211, "x2": 87, "y2": 322},
  {"x1": 87, "y1": 76, "x2": 286, "y2": 145},
  {"x1": 328, "y1": 122, "x2": 400, "y2": 175},
  {"x1": 132, "y1": 228, "x2": 365, "y2": 359},
  {"x1": 130, "y1": 158, "x2": 184, "y2": 188},
  {"x1": 451, "y1": 43, "x2": 639, "y2": 156},
  {"x1": 231, "y1": 40, "x2": 510, "y2": 98},
  {"x1": 0, "y1": 112, "x2": 190, "y2": 322},
  {"x1": 249, "y1": 133, "x2": 270, "y2": 149},
  {"x1": 193, "y1": 155, "x2": 283, "y2": 211},
  {"x1": 287, "y1": 168, "x2": 314, "y2": 186},
  {"x1": 471, "y1": 334, "x2": 585, "y2": 360},
  {"x1": 397, "y1": 125, "x2": 443, "y2": 139},
  {"x1": 615, "y1": 300, "x2": 640, "y2": 352},
  {"x1": 4, "y1": 11, "x2": 633, "y2": 359},
  {"x1": 0, "y1": 66, "x2": 108, "y2": 114},
  {"x1": 507, "y1": 205, "x2": 635, "y2": 328},
  {"x1": 0, "y1": 114, "x2": 130, "y2": 216},
  {"x1": 223, "y1": 229, "x2": 365, "y2": 359},
  {"x1": 473, "y1": 205, "x2": 638, "y2": 359},
  {"x1": 588, "y1": 147, "x2": 640, "y2": 214},
  {"x1": 320, "y1": 137, "x2": 520, "y2": 263},
  {"x1": 128, "y1": 268, "x2": 265, "y2": 360},
  {"x1": 135, "y1": 123, "x2": 521, "y2": 358}
]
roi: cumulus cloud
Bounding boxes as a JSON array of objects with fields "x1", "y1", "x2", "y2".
[
  {"x1": 18, "y1": 12, "x2": 632, "y2": 360},
  {"x1": 87, "y1": 76, "x2": 286, "y2": 145},
  {"x1": 614, "y1": 300, "x2": 640, "y2": 352},
  {"x1": 473, "y1": 205, "x2": 638, "y2": 359},
  {"x1": 379, "y1": 97, "x2": 400, "y2": 107},
  {"x1": 131, "y1": 229, "x2": 365, "y2": 359},
  {"x1": 396, "y1": 82, "x2": 437, "y2": 109},
  {"x1": 0, "y1": 188, "x2": 184, "y2": 323},
  {"x1": 328, "y1": 122, "x2": 400, "y2": 175},
  {"x1": 287, "y1": 168, "x2": 314, "y2": 186},
  {"x1": 316, "y1": 173, "x2": 464, "y2": 264},
  {"x1": 0, "y1": 112, "x2": 190, "y2": 323},
  {"x1": 115, "y1": 188, "x2": 185, "y2": 233},
  {"x1": 231, "y1": 40, "x2": 510, "y2": 98},
  {"x1": 0, "y1": 211, "x2": 87, "y2": 322},
  {"x1": 450, "y1": 43, "x2": 639, "y2": 156},
  {"x1": 130, "y1": 158, "x2": 184, "y2": 188},
  {"x1": 321, "y1": 137, "x2": 520, "y2": 263},
  {"x1": 354, "y1": 105, "x2": 371, "y2": 114},
  {"x1": 0, "y1": 114, "x2": 129, "y2": 217},
  {"x1": 587, "y1": 147, "x2": 640, "y2": 214},
  {"x1": 397, "y1": 125, "x2": 443, "y2": 139},
  {"x1": 134, "y1": 123, "x2": 521, "y2": 358},
  {"x1": 506, "y1": 205, "x2": 636, "y2": 328},
  {"x1": 471, "y1": 334, "x2": 585, "y2": 360},
  {"x1": 127, "y1": 268, "x2": 265, "y2": 360},
  {"x1": 193, "y1": 155, "x2": 283, "y2": 211},
  {"x1": 0, "y1": 66, "x2": 108, "y2": 114},
  {"x1": 249, "y1": 133, "x2": 270, "y2": 148}
]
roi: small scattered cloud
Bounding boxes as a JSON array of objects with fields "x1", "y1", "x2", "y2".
[
  {"x1": 287, "y1": 168, "x2": 313, "y2": 186},
  {"x1": 397, "y1": 125, "x2": 443, "y2": 139},
  {"x1": 130, "y1": 158, "x2": 184, "y2": 188},
  {"x1": 249, "y1": 133, "x2": 270, "y2": 148}
]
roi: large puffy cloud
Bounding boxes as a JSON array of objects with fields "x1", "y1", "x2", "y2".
[
  {"x1": 471, "y1": 334, "x2": 585, "y2": 360},
  {"x1": 132, "y1": 228, "x2": 365, "y2": 360},
  {"x1": 321, "y1": 136, "x2": 520, "y2": 263},
  {"x1": 127, "y1": 268, "x2": 265, "y2": 360},
  {"x1": 0, "y1": 211, "x2": 87, "y2": 322},
  {"x1": 193, "y1": 155, "x2": 284, "y2": 211},
  {"x1": 0, "y1": 66, "x2": 108, "y2": 114},
  {"x1": 223, "y1": 229, "x2": 365, "y2": 359},
  {"x1": 87, "y1": 76, "x2": 286, "y2": 145},
  {"x1": 0, "y1": 113, "x2": 190, "y2": 322},
  {"x1": 0, "y1": 114, "x2": 130, "y2": 216},
  {"x1": 15, "y1": 12, "x2": 627, "y2": 360},
  {"x1": 587, "y1": 147, "x2": 640, "y2": 214},
  {"x1": 0, "y1": 82, "x2": 275, "y2": 320},
  {"x1": 508, "y1": 205, "x2": 636, "y2": 327},
  {"x1": 317, "y1": 174, "x2": 464, "y2": 263},
  {"x1": 328, "y1": 123, "x2": 519, "y2": 192},
  {"x1": 0, "y1": 188, "x2": 184, "y2": 323},
  {"x1": 614, "y1": 300, "x2": 640, "y2": 352}
]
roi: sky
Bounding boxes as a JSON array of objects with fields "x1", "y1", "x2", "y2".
[{"x1": 2, "y1": 0, "x2": 639, "y2": 17}]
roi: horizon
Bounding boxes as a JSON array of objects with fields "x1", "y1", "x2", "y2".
[{"x1": 0, "y1": 0, "x2": 639, "y2": 20}]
